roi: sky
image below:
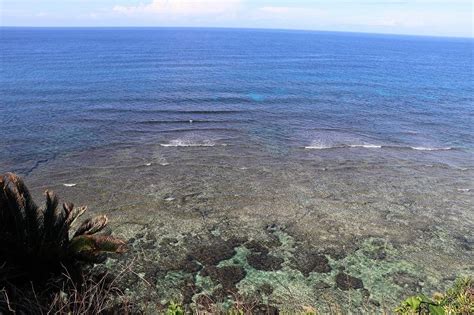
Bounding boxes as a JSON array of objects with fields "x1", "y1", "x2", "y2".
[{"x1": 1, "y1": 0, "x2": 473, "y2": 37}]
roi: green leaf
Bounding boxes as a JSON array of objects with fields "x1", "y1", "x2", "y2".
[
  {"x1": 69, "y1": 235, "x2": 96, "y2": 254},
  {"x1": 405, "y1": 296, "x2": 422, "y2": 310},
  {"x1": 166, "y1": 302, "x2": 184, "y2": 315},
  {"x1": 428, "y1": 304, "x2": 445, "y2": 315}
]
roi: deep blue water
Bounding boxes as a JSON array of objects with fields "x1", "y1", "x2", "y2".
[{"x1": 1, "y1": 28, "x2": 473, "y2": 174}]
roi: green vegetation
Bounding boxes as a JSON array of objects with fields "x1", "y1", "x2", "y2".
[
  {"x1": 395, "y1": 277, "x2": 473, "y2": 315},
  {"x1": 166, "y1": 302, "x2": 185, "y2": 315},
  {"x1": 0, "y1": 172, "x2": 126, "y2": 281},
  {"x1": 0, "y1": 172, "x2": 127, "y2": 313}
]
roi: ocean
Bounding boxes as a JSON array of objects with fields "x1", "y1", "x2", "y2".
[{"x1": 1, "y1": 28, "x2": 473, "y2": 310}]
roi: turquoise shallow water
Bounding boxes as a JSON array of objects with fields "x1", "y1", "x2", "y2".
[{"x1": 1, "y1": 28, "x2": 473, "y2": 311}]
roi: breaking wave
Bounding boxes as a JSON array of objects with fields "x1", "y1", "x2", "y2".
[
  {"x1": 160, "y1": 139, "x2": 220, "y2": 147},
  {"x1": 305, "y1": 144, "x2": 454, "y2": 151}
]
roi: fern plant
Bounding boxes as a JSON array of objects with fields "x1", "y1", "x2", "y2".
[{"x1": 0, "y1": 172, "x2": 126, "y2": 281}]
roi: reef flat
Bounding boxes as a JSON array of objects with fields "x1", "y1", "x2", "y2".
[{"x1": 22, "y1": 142, "x2": 474, "y2": 312}]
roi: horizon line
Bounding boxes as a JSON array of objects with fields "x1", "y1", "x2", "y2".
[{"x1": 1, "y1": 25, "x2": 472, "y2": 40}]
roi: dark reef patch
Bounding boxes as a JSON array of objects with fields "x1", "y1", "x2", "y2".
[
  {"x1": 335, "y1": 272, "x2": 364, "y2": 290},
  {"x1": 257, "y1": 283, "x2": 274, "y2": 296},
  {"x1": 247, "y1": 252, "x2": 284, "y2": 271},
  {"x1": 202, "y1": 265, "x2": 247, "y2": 292},
  {"x1": 245, "y1": 240, "x2": 270, "y2": 255},
  {"x1": 292, "y1": 250, "x2": 332, "y2": 276},
  {"x1": 189, "y1": 240, "x2": 237, "y2": 266},
  {"x1": 176, "y1": 255, "x2": 203, "y2": 273},
  {"x1": 244, "y1": 239, "x2": 284, "y2": 271}
]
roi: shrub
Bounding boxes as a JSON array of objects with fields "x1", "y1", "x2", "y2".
[{"x1": 0, "y1": 172, "x2": 126, "y2": 282}]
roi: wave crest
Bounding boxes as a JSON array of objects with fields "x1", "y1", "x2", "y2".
[
  {"x1": 160, "y1": 139, "x2": 219, "y2": 147},
  {"x1": 305, "y1": 144, "x2": 453, "y2": 151},
  {"x1": 411, "y1": 146, "x2": 452, "y2": 151}
]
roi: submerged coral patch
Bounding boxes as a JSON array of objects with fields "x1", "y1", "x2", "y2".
[
  {"x1": 201, "y1": 265, "x2": 247, "y2": 292},
  {"x1": 335, "y1": 272, "x2": 365, "y2": 290},
  {"x1": 247, "y1": 252, "x2": 284, "y2": 271},
  {"x1": 189, "y1": 242, "x2": 237, "y2": 266},
  {"x1": 292, "y1": 251, "x2": 332, "y2": 276}
]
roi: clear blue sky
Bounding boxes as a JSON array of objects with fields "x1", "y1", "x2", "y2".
[{"x1": 1, "y1": 0, "x2": 472, "y2": 37}]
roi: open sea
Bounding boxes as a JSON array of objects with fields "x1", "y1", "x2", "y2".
[{"x1": 1, "y1": 28, "x2": 473, "y2": 310}]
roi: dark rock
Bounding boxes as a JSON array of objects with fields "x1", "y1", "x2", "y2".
[
  {"x1": 247, "y1": 252, "x2": 283, "y2": 271},
  {"x1": 292, "y1": 251, "x2": 331, "y2": 276},
  {"x1": 202, "y1": 265, "x2": 247, "y2": 291},
  {"x1": 227, "y1": 237, "x2": 248, "y2": 248},
  {"x1": 257, "y1": 283, "x2": 274, "y2": 296},
  {"x1": 245, "y1": 240, "x2": 270, "y2": 255},
  {"x1": 179, "y1": 255, "x2": 203, "y2": 273},
  {"x1": 189, "y1": 242, "x2": 236, "y2": 266},
  {"x1": 335, "y1": 272, "x2": 364, "y2": 290}
]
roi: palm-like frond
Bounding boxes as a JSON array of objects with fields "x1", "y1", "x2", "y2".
[
  {"x1": 69, "y1": 235, "x2": 127, "y2": 263},
  {"x1": 0, "y1": 173, "x2": 126, "y2": 280},
  {"x1": 73, "y1": 215, "x2": 108, "y2": 237},
  {"x1": 0, "y1": 173, "x2": 42, "y2": 256}
]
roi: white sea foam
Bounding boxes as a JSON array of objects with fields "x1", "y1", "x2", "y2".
[
  {"x1": 305, "y1": 144, "x2": 381, "y2": 150},
  {"x1": 348, "y1": 144, "x2": 382, "y2": 149},
  {"x1": 305, "y1": 143, "x2": 453, "y2": 151},
  {"x1": 411, "y1": 146, "x2": 452, "y2": 151},
  {"x1": 457, "y1": 188, "x2": 470, "y2": 192},
  {"x1": 63, "y1": 183, "x2": 76, "y2": 187},
  {"x1": 304, "y1": 145, "x2": 334, "y2": 150},
  {"x1": 160, "y1": 139, "x2": 216, "y2": 147},
  {"x1": 145, "y1": 162, "x2": 152, "y2": 166}
]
